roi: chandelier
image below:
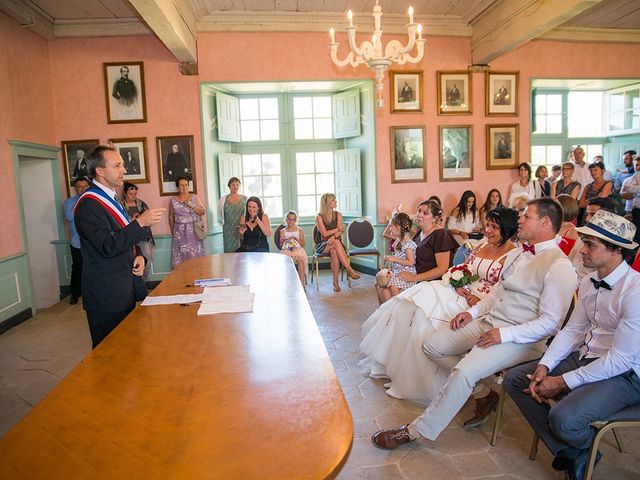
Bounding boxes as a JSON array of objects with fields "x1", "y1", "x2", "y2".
[{"x1": 329, "y1": 1, "x2": 425, "y2": 107}]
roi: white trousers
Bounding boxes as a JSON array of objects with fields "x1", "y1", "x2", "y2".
[{"x1": 410, "y1": 316, "x2": 545, "y2": 440}]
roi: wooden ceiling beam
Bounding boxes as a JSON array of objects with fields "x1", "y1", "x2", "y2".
[{"x1": 470, "y1": 0, "x2": 602, "y2": 65}]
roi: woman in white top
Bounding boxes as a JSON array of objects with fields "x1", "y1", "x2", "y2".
[
  {"x1": 509, "y1": 162, "x2": 536, "y2": 204},
  {"x1": 446, "y1": 190, "x2": 482, "y2": 245}
]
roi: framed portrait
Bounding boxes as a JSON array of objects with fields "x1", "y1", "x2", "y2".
[
  {"x1": 109, "y1": 137, "x2": 149, "y2": 183},
  {"x1": 157, "y1": 135, "x2": 196, "y2": 195},
  {"x1": 437, "y1": 71, "x2": 472, "y2": 115},
  {"x1": 61, "y1": 139, "x2": 100, "y2": 195},
  {"x1": 103, "y1": 61, "x2": 147, "y2": 124},
  {"x1": 439, "y1": 126, "x2": 473, "y2": 181},
  {"x1": 390, "y1": 126, "x2": 426, "y2": 183},
  {"x1": 390, "y1": 71, "x2": 423, "y2": 113},
  {"x1": 486, "y1": 124, "x2": 519, "y2": 170},
  {"x1": 486, "y1": 71, "x2": 519, "y2": 116}
]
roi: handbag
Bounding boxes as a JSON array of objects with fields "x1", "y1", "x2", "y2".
[{"x1": 194, "y1": 216, "x2": 207, "y2": 240}]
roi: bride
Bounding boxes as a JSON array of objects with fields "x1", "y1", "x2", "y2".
[{"x1": 359, "y1": 206, "x2": 519, "y2": 404}]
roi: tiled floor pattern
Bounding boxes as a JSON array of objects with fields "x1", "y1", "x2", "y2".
[{"x1": 1, "y1": 271, "x2": 638, "y2": 479}]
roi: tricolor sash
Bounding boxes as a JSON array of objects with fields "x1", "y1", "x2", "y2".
[{"x1": 75, "y1": 184, "x2": 130, "y2": 227}]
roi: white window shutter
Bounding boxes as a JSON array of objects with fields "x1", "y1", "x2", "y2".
[
  {"x1": 332, "y1": 89, "x2": 361, "y2": 139},
  {"x1": 334, "y1": 148, "x2": 361, "y2": 217},
  {"x1": 216, "y1": 92, "x2": 241, "y2": 142},
  {"x1": 218, "y1": 153, "x2": 243, "y2": 198}
]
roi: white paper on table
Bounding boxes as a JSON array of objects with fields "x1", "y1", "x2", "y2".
[
  {"x1": 201, "y1": 285, "x2": 251, "y2": 303},
  {"x1": 197, "y1": 285, "x2": 254, "y2": 315},
  {"x1": 141, "y1": 294, "x2": 203, "y2": 306}
]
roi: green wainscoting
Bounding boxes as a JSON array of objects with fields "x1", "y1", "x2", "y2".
[{"x1": 0, "y1": 254, "x2": 33, "y2": 333}]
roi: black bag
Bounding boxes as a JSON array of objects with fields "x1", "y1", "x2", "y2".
[{"x1": 133, "y1": 275, "x2": 148, "y2": 302}]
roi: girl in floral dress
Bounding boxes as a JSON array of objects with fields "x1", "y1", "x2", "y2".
[{"x1": 376, "y1": 213, "x2": 417, "y2": 304}]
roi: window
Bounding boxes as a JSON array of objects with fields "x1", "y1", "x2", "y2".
[
  {"x1": 242, "y1": 153, "x2": 283, "y2": 217},
  {"x1": 606, "y1": 83, "x2": 640, "y2": 134},
  {"x1": 568, "y1": 92, "x2": 603, "y2": 137},
  {"x1": 293, "y1": 96, "x2": 333, "y2": 140},
  {"x1": 534, "y1": 93, "x2": 562, "y2": 134},
  {"x1": 531, "y1": 145, "x2": 562, "y2": 166},
  {"x1": 296, "y1": 152, "x2": 334, "y2": 216},
  {"x1": 239, "y1": 97, "x2": 279, "y2": 142}
]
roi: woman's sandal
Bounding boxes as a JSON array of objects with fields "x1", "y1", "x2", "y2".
[
  {"x1": 333, "y1": 283, "x2": 341, "y2": 292},
  {"x1": 348, "y1": 270, "x2": 361, "y2": 280}
]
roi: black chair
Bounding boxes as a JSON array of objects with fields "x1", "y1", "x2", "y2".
[
  {"x1": 346, "y1": 218, "x2": 380, "y2": 287},
  {"x1": 273, "y1": 224, "x2": 285, "y2": 250}
]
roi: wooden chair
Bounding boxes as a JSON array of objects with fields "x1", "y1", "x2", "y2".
[
  {"x1": 310, "y1": 225, "x2": 343, "y2": 290},
  {"x1": 346, "y1": 218, "x2": 380, "y2": 287}
]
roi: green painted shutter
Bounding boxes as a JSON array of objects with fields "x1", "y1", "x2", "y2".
[
  {"x1": 332, "y1": 89, "x2": 361, "y2": 139},
  {"x1": 334, "y1": 148, "x2": 361, "y2": 217},
  {"x1": 216, "y1": 92, "x2": 241, "y2": 142}
]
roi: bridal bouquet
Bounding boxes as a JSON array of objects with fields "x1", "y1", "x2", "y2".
[{"x1": 441, "y1": 264, "x2": 479, "y2": 288}]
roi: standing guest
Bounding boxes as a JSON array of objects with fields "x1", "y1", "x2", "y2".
[
  {"x1": 314, "y1": 193, "x2": 360, "y2": 292},
  {"x1": 479, "y1": 189, "x2": 503, "y2": 232},
  {"x1": 376, "y1": 213, "x2": 417, "y2": 305},
  {"x1": 504, "y1": 210, "x2": 640, "y2": 480},
  {"x1": 578, "y1": 162, "x2": 613, "y2": 212},
  {"x1": 621, "y1": 155, "x2": 640, "y2": 244},
  {"x1": 550, "y1": 164, "x2": 562, "y2": 183},
  {"x1": 614, "y1": 150, "x2": 637, "y2": 217},
  {"x1": 570, "y1": 145, "x2": 592, "y2": 198},
  {"x1": 74, "y1": 146, "x2": 164, "y2": 348},
  {"x1": 592, "y1": 155, "x2": 613, "y2": 181},
  {"x1": 63, "y1": 177, "x2": 90, "y2": 304},
  {"x1": 279, "y1": 210, "x2": 308, "y2": 286},
  {"x1": 509, "y1": 162, "x2": 536, "y2": 204},
  {"x1": 551, "y1": 162, "x2": 581, "y2": 199},
  {"x1": 534, "y1": 165, "x2": 551, "y2": 198},
  {"x1": 121, "y1": 182, "x2": 155, "y2": 279},
  {"x1": 169, "y1": 175, "x2": 205, "y2": 268},
  {"x1": 237, "y1": 196, "x2": 271, "y2": 253},
  {"x1": 370, "y1": 198, "x2": 577, "y2": 450},
  {"x1": 555, "y1": 194, "x2": 579, "y2": 256},
  {"x1": 217, "y1": 177, "x2": 247, "y2": 252},
  {"x1": 446, "y1": 190, "x2": 482, "y2": 245}
]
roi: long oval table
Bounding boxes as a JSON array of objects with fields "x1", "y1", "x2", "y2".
[{"x1": 0, "y1": 253, "x2": 353, "y2": 479}]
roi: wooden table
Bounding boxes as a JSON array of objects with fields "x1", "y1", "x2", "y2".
[{"x1": 0, "y1": 254, "x2": 353, "y2": 479}]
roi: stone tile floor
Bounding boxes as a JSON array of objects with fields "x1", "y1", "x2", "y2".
[{"x1": 1, "y1": 271, "x2": 638, "y2": 479}]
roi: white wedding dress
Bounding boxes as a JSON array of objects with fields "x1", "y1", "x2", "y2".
[{"x1": 359, "y1": 248, "x2": 506, "y2": 404}]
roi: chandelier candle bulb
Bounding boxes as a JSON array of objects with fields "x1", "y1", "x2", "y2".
[
  {"x1": 417, "y1": 24, "x2": 423, "y2": 40},
  {"x1": 347, "y1": 10, "x2": 353, "y2": 27},
  {"x1": 330, "y1": 27, "x2": 335, "y2": 43},
  {"x1": 409, "y1": 6, "x2": 414, "y2": 24}
]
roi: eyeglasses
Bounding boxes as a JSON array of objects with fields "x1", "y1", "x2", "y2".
[{"x1": 286, "y1": 218, "x2": 296, "y2": 222}]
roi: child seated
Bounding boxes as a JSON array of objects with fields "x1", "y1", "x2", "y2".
[{"x1": 280, "y1": 210, "x2": 308, "y2": 287}]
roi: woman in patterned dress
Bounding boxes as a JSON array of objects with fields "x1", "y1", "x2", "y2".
[
  {"x1": 169, "y1": 175, "x2": 205, "y2": 268},
  {"x1": 217, "y1": 177, "x2": 247, "y2": 253},
  {"x1": 376, "y1": 213, "x2": 416, "y2": 304},
  {"x1": 359, "y1": 207, "x2": 519, "y2": 404}
]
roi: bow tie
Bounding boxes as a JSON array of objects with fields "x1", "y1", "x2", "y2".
[
  {"x1": 591, "y1": 278, "x2": 612, "y2": 291},
  {"x1": 522, "y1": 243, "x2": 536, "y2": 255}
]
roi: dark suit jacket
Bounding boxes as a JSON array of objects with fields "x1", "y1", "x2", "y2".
[{"x1": 75, "y1": 185, "x2": 147, "y2": 313}]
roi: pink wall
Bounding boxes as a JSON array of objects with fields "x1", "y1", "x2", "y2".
[
  {"x1": 2, "y1": 18, "x2": 640, "y2": 258},
  {"x1": 0, "y1": 12, "x2": 56, "y2": 258}
]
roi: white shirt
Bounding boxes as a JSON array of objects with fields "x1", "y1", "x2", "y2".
[
  {"x1": 572, "y1": 161, "x2": 593, "y2": 198},
  {"x1": 92, "y1": 179, "x2": 118, "y2": 202},
  {"x1": 621, "y1": 172, "x2": 640, "y2": 209},
  {"x1": 509, "y1": 180, "x2": 535, "y2": 203},
  {"x1": 540, "y1": 261, "x2": 640, "y2": 390},
  {"x1": 468, "y1": 238, "x2": 578, "y2": 343}
]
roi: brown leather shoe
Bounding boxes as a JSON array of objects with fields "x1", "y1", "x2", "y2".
[
  {"x1": 371, "y1": 425, "x2": 415, "y2": 450},
  {"x1": 463, "y1": 390, "x2": 499, "y2": 430}
]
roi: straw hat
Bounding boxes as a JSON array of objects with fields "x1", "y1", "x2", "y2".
[{"x1": 575, "y1": 210, "x2": 638, "y2": 249}]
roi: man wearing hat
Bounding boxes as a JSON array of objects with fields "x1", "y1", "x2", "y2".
[{"x1": 504, "y1": 210, "x2": 640, "y2": 480}]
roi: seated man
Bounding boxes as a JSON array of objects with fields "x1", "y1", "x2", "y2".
[
  {"x1": 372, "y1": 198, "x2": 577, "y2": 448},
  {"x1": 504, "y1": 210, "x2": 640, "y2": 480}
]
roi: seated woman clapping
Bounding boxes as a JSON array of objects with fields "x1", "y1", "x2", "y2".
[{"x1": 359, "y1": 206, "x2": 519, "y2": 404}]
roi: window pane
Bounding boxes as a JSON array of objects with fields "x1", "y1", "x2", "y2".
[
  {"x1": 240, "y1": 98, "x2": 259, "y2": 120},
  {"x1": 547, "y1": 95, "x2": 562, "y2": 114},
  {"x1": 631, "y1": 89, "x2": 640, "y2": 109},
  {"x1": 298, "y1": 196, "x2": 317, "y2": 217},
  {"x1": 315, "y1": 152, "x2": 334, "y2": 172},
  {"x1": 314, "y1": 118, "x2": 333, "y2": 139},
  {"x1": 241, "y1": 120, "x2": 260, "y2": 142},
  {"x1": 534, "y1": 115, "x2": 547, "y2": 134},
  {"x1": 610, "y1": 93, "x2": 625, "y2": 112},
  {"x1": 260, "y1": 120, "x2": 279, "y2": 141},
  {"x1": 610, "y1": 111, "x2": 624, "y2": 131},
  {"x1": 531, "y1": 146, "x2": 546, "y2": 165},
  {"x1": 586, "y1": 145, "x2": 603, "y2": 161},
  {"x1": 316, "y1": 173, "x2": 334, "y2": 194},
  {"x1": 547, "y1": 146, "x2": 562, "y2": 165},
  {"x1": 296, "y1": 152, "x2": 315, "y2": 173},
  {"x1": 263, "y1": 175, "x2": 281, "y2": 196},
  {"x1": 535, "y1": 95, "x2": 546, "y2": 114},
  {"x1": 313, "y1": 96, "x2": 332, "y2": 117},
  {"x1": 293, "y1": 97, "x2": 312, "y2": 118},
  {"x1": 547, "y1": 114, "x2": 562, "y2": 134},
  {"x1": 294, "y1": 119, "x2": 313, "y2": 139},
  {"x1": 243, "y1": 155, "x2": 262, "y2": 175},
  {"x1": 259, "y1": 98, "x2": 278, "y2": 119},
  {"x1": 297, "y1": 174, "x2": 316, "y2": 195},
  {"x1": 263, "y1": 197, "x2": 282, "y2": 218},
  {"x1": 244, "y1": 176, "x2": 263, "y2": 197},
  {"x1": 568, "y1": 92, "x2": 602, "y2": 137},
  {"x1": 262, "y1": 154, "x2": 281, "y2": 174}
]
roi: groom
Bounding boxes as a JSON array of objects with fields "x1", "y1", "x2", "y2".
[{"x1": 372, "y1": 198, "x2": 578, "y2": 448}]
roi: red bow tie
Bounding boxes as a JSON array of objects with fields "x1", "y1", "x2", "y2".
[{"x1": 522, "y1": 243, "x2": 536, "y2": 255}]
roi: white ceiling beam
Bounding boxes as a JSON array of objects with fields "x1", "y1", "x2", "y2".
[
  {"x1": 53, "y1": 18, "x2": 152, "y2": 38},
  {"x1": 470, "y1": 0, "x2": 603, "y2": 65},
  {"x1": 126, "y1": 0, "x2": 197, "y2": 63},
  {"x1": 540, "y1": 26, "x2": 640, "y2": 43},
  {"x1": 0, "y1": 0, "x2": 55, "y2": 40}
]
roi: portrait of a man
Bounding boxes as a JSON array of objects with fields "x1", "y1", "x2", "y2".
[
  {"x1": 446, "y1": 82, "x2": 461, "y2": 106},
  {"x1": 121, "y1": 149, "x2": 140, "y2": 175},
  {"x1": 103, "y1": 62, "x2": 147, "y2": 123},
  {"x1": 399, "y1": 81, "x2": 414, "y2": 103},
  {"x1": 496, "y1": 133, "x2": 512, "y2": 159},
  {"x1": 112, "y1": 66, "x2": 137, "y2": 107},
  {"x1": 157, "y1": 135, "x2": 196, "y2": 195},
  {"x1": 62, "y1": 139, "x2": 100, "y2": 192},
  {"x1": 109, "y1": 137, "x2": 149, "y2": 183}
]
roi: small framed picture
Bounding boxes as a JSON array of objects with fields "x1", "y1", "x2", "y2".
[
  {"x1": 486, "y1": 124, "x2": 519, "y2": 170},
  {"x1": 61, "y1": 139, "x2": 100, "y2": 195},
  {"x1": 437, "y1": 71, "x2": 472, "y2": 115},
  {"x1": 390, "y1": 126, "x2": 426, "y2": 183},
  {"x1": 109, "y1": 137, "x2": 149, "y2": 183},
  {"x1": 157, "y1": 135, "x2": 196, "y2": 195},
  {"x1": 486, "y1": 71, "x2": 519, "y2": 116},
  {"x1": 440, "y1": 126, "x2": 473, "y2": 181},
  {"x1": 390, "y1": 71, "x2": 423, "y2": 113},
  {"x1": 103, "y1": 62, "x2": 147, "y2": 124}
]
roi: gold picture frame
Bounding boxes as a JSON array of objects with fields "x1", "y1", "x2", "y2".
[{"x1": 437, "y1": 71, "x2": 472, "y2": 115}]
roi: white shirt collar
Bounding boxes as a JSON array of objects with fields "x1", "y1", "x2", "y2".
[
  {"x1": 598, "y1": 260, "x2": 630, "y2": 286},
  {"x1": 529, "y1": 238, "x2": 558, "y2": 252},
  {"x1": 92, "y1": 179, "x2": 117, "y2": 201}
]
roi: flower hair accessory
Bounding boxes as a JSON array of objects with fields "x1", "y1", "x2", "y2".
[{"x1": 441, "y1": 265, "x2": 479, "y2": 288}]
